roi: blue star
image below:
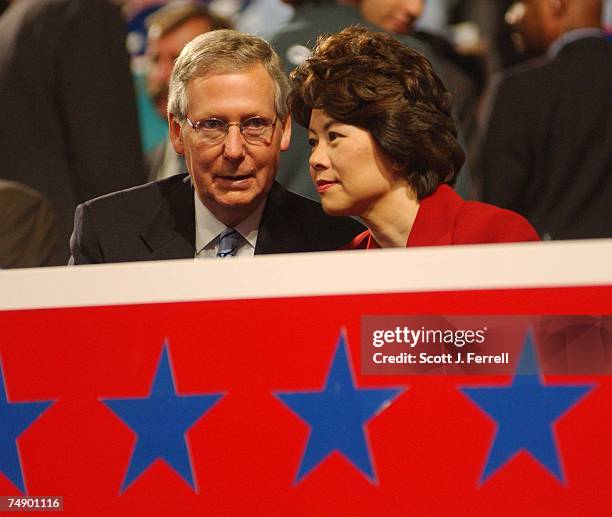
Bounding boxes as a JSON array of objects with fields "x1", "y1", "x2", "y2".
[
  {"x1": 0, "y1": 359, "x2": 52, "y2": 493},
  {"x1": 102, "y1": 343, "x2": 223, "y2": 493},
  {"x1": 461, "y1": 331, "x2": 594, "y2": 484},
  {"x1": 275, "y1": 332, "x2": 405, "y2": 483}
]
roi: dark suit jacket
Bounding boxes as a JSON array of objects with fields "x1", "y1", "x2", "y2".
[
  {"x1": 0, "y1": 0, "x2": 146, "y2": 264},
  {"x1": 69, "y1": 174, "x2": 365, "y2": 264},
  {"x1": 347, "y1": 185, "x2": 539, "y2": 248},
  {"x1": 476, "y1": 36, "x2": 612, "y2": 239}
]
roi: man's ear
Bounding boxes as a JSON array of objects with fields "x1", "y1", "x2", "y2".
[
  {"x1": 280, "y1": 114, "x2": 292, "y2": 152},
  {"x1": 168, "y1": 113, "x2": 185, "y2": 155}
]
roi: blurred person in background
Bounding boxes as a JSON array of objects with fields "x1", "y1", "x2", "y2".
[
  {"x1": 236, "y1": 0, "x2": 293, "y2": 37},
  {"x1": 289, "y1": 27, "x2": 539, "y2": 249},
  {"x1": 144, "y1": 1, "x2": 232, "y2": 181},
  {"x1": 476, "y1": 0, "x2": 611, "y2": 240},
  {"x1": 356, "y1": 0, "x2": 484, "y2": 163},
  {"x1": 504, "y1": 0, "x2": 561, "y2": 57},
  {"x1": 0, "y1": 0, "x2": 146, "y2": 264},
  {"x1": 0, "y1": 181, "x2": 57, "y2": 268}
]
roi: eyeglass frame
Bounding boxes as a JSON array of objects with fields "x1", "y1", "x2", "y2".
[{"x1": 184, "y1": 115, "x2": 279, "y2": 145}]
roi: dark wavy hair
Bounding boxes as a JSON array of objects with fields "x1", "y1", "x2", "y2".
[{"x1": 288, "y1": 26, "x2": 465, "y2": 199}]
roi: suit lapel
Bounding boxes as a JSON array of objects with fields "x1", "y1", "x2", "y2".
[
  {"x1": 255, "y1": 182, "x2": 305, "y2": 255},
  {"x1": 141, "y1": 175, "x2": 196, "y2": 260}
]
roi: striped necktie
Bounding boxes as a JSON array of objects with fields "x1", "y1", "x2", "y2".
[{"x1": 217, "y1": 228, "x2": 240, "y2": 258}]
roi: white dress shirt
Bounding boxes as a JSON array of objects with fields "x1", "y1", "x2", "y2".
[{"x1": 194, "y1": 190, "x2": 265, "y2": 258}]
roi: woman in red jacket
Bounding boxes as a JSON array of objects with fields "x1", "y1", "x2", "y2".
[{"x1": 288, "y1": 26, "x2": 539, "y2": 249}]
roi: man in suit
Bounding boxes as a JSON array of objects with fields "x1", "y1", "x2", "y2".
[
  {"x1": 476, "y1": 0, "x2": 611, "y2": 239},
  {"x1": 70, "y1": 30, "x2": 363, "y2": 264},
  {"x1": 0, "y1": 0, "x2": 146, "y2": 264}
]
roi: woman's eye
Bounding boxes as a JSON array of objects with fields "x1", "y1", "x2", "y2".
[
  {"x1": 307, "y1": 138, "x2": 317, "y2": 148},
  {"x1": 328, "y1": 131, "x2": 339, "y2": 142}
]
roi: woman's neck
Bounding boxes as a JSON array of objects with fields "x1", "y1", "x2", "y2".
[{"x1": 361, "y1": 184, "x2": 420, "y2": 248}]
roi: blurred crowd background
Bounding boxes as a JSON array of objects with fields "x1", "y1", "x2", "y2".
[{"x1": 0, "y1": 0, "x2": 610, "y2": 267}]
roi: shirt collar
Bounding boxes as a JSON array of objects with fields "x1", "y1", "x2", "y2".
[
  {"x1": 548, "y1": 28, "x2": 605, "y2": 58},
  {"x1": 194, "y1": 190, "x2": 266, "y2": 254}
]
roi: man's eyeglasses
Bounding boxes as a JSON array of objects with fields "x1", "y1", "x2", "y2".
[{"x1": 185, "y1": 116, "x2": 278, "y2": 145}]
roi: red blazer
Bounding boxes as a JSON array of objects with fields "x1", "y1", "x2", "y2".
[{"x1": 347, "y1": 185, "x2": 540, "y2": 249}]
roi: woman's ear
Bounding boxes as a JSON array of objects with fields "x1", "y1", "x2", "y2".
[{"x1": 391, "y1": 159, "x2": 406, "y2": 173}]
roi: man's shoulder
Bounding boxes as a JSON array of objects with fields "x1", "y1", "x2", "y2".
[
  {"x1": 77, "y1": 175, "x2": 192, "y2": 236},
  {"x1": 495, "y1": 38, "x2": 609, "y2": 87},
  {"x1": 496, "y1": 56, "x2": 550, "y2": 90},
  {"x1": 557, "y1": 35, "x2": 612, "y2": 59},
  {"x1": 484, "y1": 58, "x2": 549, "y2": 116},
  {"x1": 549, "y1": 36, "x2": 612, "y2": 78},
  {"x1": 70, "y1": 174, "x2": 194, "y2": 264},
  {"x1": 83, "y1": 174, "x2": 189, "y2": 212}
]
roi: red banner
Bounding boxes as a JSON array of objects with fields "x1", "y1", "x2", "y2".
[
  {"x1": 0, "y1": 286, "x2": 610, "y2": 515},
  {"x1": 0, "y1": 242, "x2": 610, "y2": 515}
]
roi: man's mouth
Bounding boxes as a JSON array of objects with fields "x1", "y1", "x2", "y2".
[{"x1": 216, "y1": 174, "x2": 255, "y2": 188}]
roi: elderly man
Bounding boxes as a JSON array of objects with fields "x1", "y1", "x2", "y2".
[
  {"x1": 476, "y1": 0, "x2": 611, "y2": 239},
  {"x1": 69, "y1": 30, "x2": 364, "y2": 264},
  {"x1": 144, "y1": 2, "x2": 231, "y2": 182}
]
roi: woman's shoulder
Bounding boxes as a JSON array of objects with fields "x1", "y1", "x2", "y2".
[{"x1": 455, "y1": 200, "x2": 540, "y2": 243}]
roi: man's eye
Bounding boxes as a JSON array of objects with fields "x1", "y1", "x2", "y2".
[
  {"x1": 200, "y1": 119, "x2": 225, "y2": 130},
  {"x1": 242, "y1": 117, "x2": 268, "y2": 130}
]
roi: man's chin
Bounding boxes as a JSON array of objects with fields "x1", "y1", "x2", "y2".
[{"x1": 202, "y1": 189, "x2": 269, "y2": 225}]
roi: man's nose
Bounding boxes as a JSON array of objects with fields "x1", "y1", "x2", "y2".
[{"x1": 223, "y1": 125, "x2": 246, "y2": 161}]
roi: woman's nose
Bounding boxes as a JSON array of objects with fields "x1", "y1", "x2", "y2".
[{"x1": 309, "y1": 143, "x2": 329, "y2": 172}]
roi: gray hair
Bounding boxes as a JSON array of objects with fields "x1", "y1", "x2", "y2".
[{"x1": 168, "y1": 29, "x2": 290, "y2": 123}]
